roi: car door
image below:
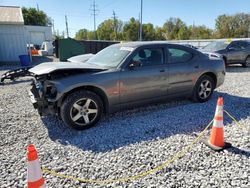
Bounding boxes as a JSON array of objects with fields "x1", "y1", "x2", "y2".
[
  {"x1": 237, "y1": 41, "x2": 250, "y2": 62},
  {"x1": 167, "y1": 45, "x2": 199, "y2": 96},
  {"x1": 226, "y1": 41, "x2": 245, "y2": 63},
  {"x1": 119, "y1": 46, "x2": 168, "y2": 106}
]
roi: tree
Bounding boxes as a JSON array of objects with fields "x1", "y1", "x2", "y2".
[
  {"x1": 97, "y1": 19, "x2": 115, "y2": 40},
  {"x1": 95, "y1": 19, "x2": 123, "y2": 40},
  {"x1": 87, "y1": 31, "x2": 96, "y2": 40},
  {"x1": 142, "y1": 23, "x2": 155, "y2": 41},
  {"x1": 162, "y1": 17, "x2": 189, "y2": 40},
  {"x1": 123, "y1": 17, "x2": 140, "y2": 41},
  {"x1": 177, "y1": 26, "x2": 191, "y2": 40},
  {"x1": 22, "y1": 7, "x2": 50, "y2": 26},
  {"x1": 155, "y1": 26, "x2": 165, "y2": 40},
  {"x1": 190, "y1": 25, "x2": 213, "y2": 39},
  {"x1": 215, "y1": 13, "x2": 250, "y2": 38},
  {"x1": 75, "y1": 29, "x2": 88, "y2": 40}
]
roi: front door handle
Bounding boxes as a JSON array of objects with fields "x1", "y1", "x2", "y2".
[
  {"x1": 159, "y1": 69, "x2": 165, "y2": 72},
  {"x1": 194, "y1": 65, "x2": 199, "y2": 69}
]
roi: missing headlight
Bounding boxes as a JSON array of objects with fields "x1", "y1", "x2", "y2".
[{"x1": 45, "y1": 84, "x2": 57, "y2": 98}]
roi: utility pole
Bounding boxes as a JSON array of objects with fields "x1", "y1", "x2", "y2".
[
  {"x1": 112, "y1": 10, "x2": 118, "y2": 40},
  {"x1": 248, "y1": 24, "x2": 250, "y2": 38},
  {"x1": 90, "y1": 0, "x2": 98, "y2": 40},
  {"x1": 52, "y1": 19, "x2": 55, "y2": 35},
  {"x1": 139, "y1": 0, "x2": 143, "y2": 41},
  {"x1": 138, "y1": 13, "x2": 140, "y2": 40},
  {"x1": 65, "y1": 15, "x2": 69, "y2": 38},
  {"x1": 36, "y1": 3, "x2": 39, "y2": 11}
]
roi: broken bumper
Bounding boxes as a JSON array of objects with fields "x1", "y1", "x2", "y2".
[{"x1": 29, "y1": 81, "x2": 57, "y2": 116}]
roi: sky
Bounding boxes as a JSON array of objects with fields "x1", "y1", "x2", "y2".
[{"x1": 1, "y1": 0, "x2": 250, "y2": 37}]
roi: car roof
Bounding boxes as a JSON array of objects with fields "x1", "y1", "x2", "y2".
[
  {"x1": 233, "y1": 40, "x2": 250, "y2": 43},
  {"x1": 111, "y1": 41, "x2": 204, "y2": 57},
  {"x1": 112, "y1": 41, "x2": 184, "y2": 48}
]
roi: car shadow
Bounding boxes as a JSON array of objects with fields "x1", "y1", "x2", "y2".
[
  {"x1": 226, "y1": 65, "x2": 250, "y2": 73},
  {"x1": 227, "y1": 146, "x2": 250, "y2": 158},
  {"x1": 41, "y1": 91, "x2": 250, "y2": 153}
]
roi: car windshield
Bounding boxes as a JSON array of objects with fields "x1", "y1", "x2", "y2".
[
  {"x1": 86, "y1": 45, "x2": 133, "y2": 67},
  {"x1": 202, "y1": 41, "x2": 229, "y2": 51}
]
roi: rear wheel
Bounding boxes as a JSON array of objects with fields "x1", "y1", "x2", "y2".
[
  {"x1": 61, "y1": 90, "x2": 103, "y2": 130},
  {"x1": 242, "y1": 56, "x2": 250, "y2": 67},
  {"x1": 192, "y1": 75, "x2": 215, "y2": 103}
]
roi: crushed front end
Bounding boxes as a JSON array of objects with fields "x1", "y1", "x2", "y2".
[{"x1": 29, "y1": 76, "x2": 58, "y2": 116}]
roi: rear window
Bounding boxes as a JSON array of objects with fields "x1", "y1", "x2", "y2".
[{"x1": 168, "y1": 48, "x2": 193, "y2": 63}]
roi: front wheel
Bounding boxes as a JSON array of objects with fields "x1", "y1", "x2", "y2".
[
  {"x1": 242, "y1": 56, "x2": 250, "y2": 68},
  {"x1": 61, "y1": 90, "x2": 103, "y2": 130},
  {"x1": 192, "y1": 75, "x2": 215, "y2": 103}
]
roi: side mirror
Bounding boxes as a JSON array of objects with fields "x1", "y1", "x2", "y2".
[
  {"x1": 128, "y1": 61, "x2": 142, "y2": 70},
  {"x1": 129, "y1": 62, "x2": 136, "y2": 69},
  {"x1": 227, "y1": 47, "x2": 235, "y2": 51}
]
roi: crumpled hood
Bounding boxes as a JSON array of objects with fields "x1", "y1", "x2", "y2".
[{"x1": 29, "y1": 62, "x2": 107, "y2": 75}]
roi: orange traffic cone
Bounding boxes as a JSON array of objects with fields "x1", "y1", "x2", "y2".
[
  {"x1": 204, "y1": 97, "x2": 231, "y2": 151},
  {"x1": 27, "y1": 144, "x2": 46, "y2": 188}
]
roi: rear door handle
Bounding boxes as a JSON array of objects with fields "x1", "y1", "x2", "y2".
[
  {"x1": 159, "y1": 69, "x2": 165, "y2": 72},
  {"x1": 194, "y1": 65, "x2": 199, "y2": 69}
]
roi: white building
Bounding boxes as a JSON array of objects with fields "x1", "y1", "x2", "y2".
[
  {"x1": 0, "y1": 6, "x2": 52, "y2": 62},
  {"x1": 25, "y1": 25, "x2": 52, "y2": 46}
]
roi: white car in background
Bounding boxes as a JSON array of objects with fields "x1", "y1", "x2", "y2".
[{"x1": 67, "y1": 53, "x2": 94, "y2": 63}]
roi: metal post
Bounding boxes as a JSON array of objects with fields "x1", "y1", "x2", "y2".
[
  {"x1": 112, "y1": 10, "x2": 117, "y2": 40},
  {"x1": 65, "y1": 15, "x2": 69, "y2": 38},
  {"x1": 139, "y1": 0, "x2": 143, "y2": 41}
]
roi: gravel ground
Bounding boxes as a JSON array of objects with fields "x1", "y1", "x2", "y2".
[{"x1": 0, "y1": 66, "x2": 249, "y2": 187}]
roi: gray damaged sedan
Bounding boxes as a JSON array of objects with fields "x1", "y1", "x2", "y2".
[{"x1": 29, "y1": 42, "x2": 225, "y2": 130}]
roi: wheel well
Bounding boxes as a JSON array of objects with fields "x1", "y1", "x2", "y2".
[
  {"x1": 60, "y1": 86, "x2": 109, "y2": 113},
  {"x1": 200, "y1": 72, "x2": 217, "y2": 87},
  {"x1": 245, "y1": 55, "x2": 250, "y2": 61}
]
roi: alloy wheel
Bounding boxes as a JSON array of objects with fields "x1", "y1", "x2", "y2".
[
  {"x1": 198, "y1": 80, "x2": 212, "y2": 99},
  {"x1": 70, "y1": 98, "x2": 98, "y2": 126}
]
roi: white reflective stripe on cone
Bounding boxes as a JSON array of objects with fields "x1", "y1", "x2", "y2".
[
  {"x1": 27, "y1": 160, "x2": 43, "y2": 182},
  {"x1": 213, "y1": 120, "x2": 224, "y2": 128},
  {"x1": 215, "y1": 105, "x2": 223, "y2": 117}
]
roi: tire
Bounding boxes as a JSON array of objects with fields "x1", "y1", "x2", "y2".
[
  {"x1": 192, "y1": 75, "x2": 215, "y2": 103},
  {"x1": 61, "y1": 90, "x2": 103, "y2": 130},
  {"x1": 242, "y1": 56, "x2": 250, "y2": 68}
]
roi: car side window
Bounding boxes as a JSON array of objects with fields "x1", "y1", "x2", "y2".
[
  {"x1": 229, "y1": 42, "x2": 242, "y2": 50},
  {"x1": 168, "y1": 47, "x2": 193, "y2": 63},
  {"x1": 238, "y1": 41, "x2": 249, "y2": 49},
  {"x1": 131, "y1": 48, "x2": 164, "y2": 67}
]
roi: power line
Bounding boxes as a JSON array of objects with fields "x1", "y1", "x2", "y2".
[
  {"x1": 90, "y1": 0, "x2": 99, "y2": 40},
  {"x1": 112, "y1": 10, "x2": 118, "y2": 40}
]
